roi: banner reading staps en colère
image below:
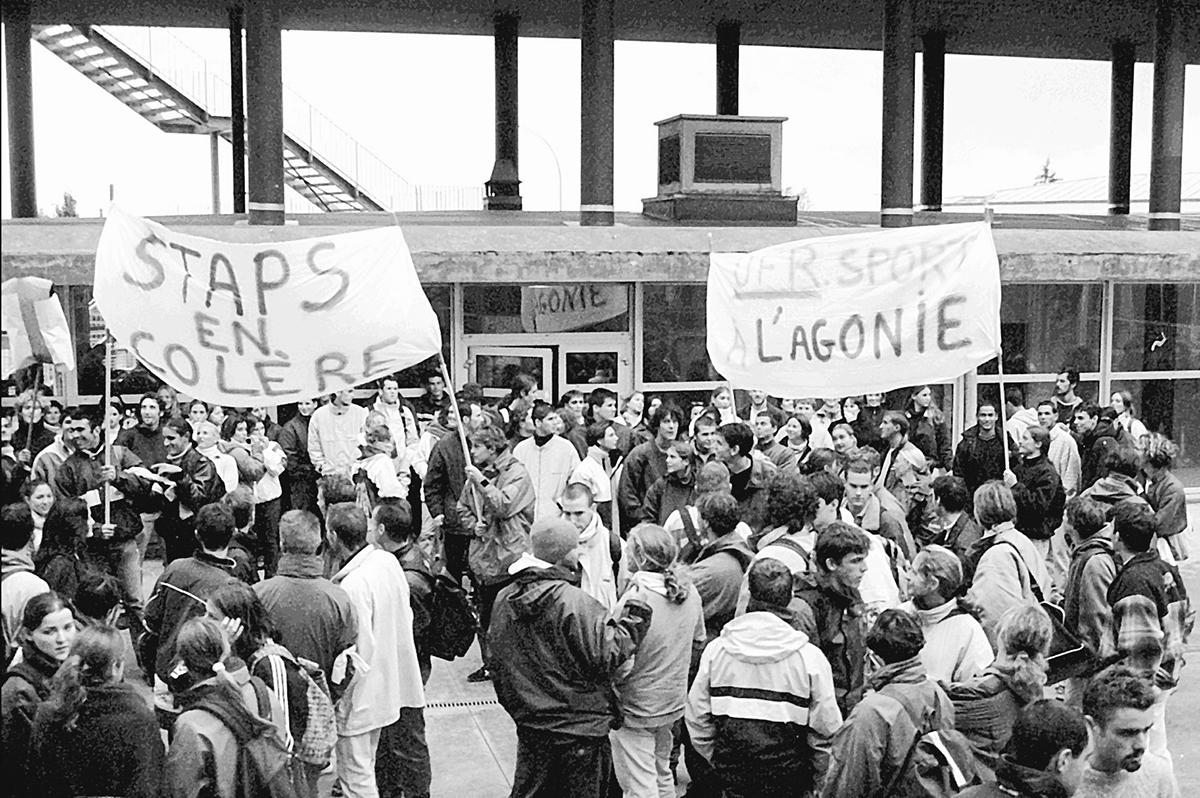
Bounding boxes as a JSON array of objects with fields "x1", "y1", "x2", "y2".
[
  {"x1": 707, "y1": 222, "x2": 1001, "y2": 396},
  {"x1": 94, "y1": 207, "x2": 442, "y2": 407}
]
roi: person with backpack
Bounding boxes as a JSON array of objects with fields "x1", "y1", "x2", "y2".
[
  {"x1": 900, "y1": 545, "x2": 993, "y2": 683},
  {"x1": 689, "y1": 558, "x2": 842, "y2": 798},
  {"x1": 965, "y1": 481, "x2": 1051, "y2": 645},
  {"x1": 823, "y1": 609, "x2": 963, "y2": 798},
  {"x1": 1061, "y1": 497, "x2": 1116, "y2": 709},
  {"x1": 206, "y1": 580, "x2": 335, "y2": 798},
  {"x1": 2, "y1": 591, "x2": 78, "y2": 796},
  {"x1": 30, "y1": 625, "x2": 164, "y2": 798},
  {"x1": 254, "y1": 510, "x2": 358, "y2": 684},
  {"x1": 327, "y1": 501, "x2": 430, "y2": 798},
  {"x1": 166, "y1": 616, "x2": 296, "y2": 798},
  {"x1": 792, "y1": 521, "x2": 871, "y2": 717},
  {"x1": 957, "y1": 699, "x2": 1089, "y2": 798},
  {"x1": 612, "y1": 524, "x2": 706, "y2": 798},
  {"x1": 945, "y1": 606, "x2": 1054, "y2": 770}
]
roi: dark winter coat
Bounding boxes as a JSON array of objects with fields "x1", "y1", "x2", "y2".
[
  {"x1": 1012, "y1": 455, "x2": 1065, "y2": 541},
  {"x1": 641, "y1": 469, "x2": 695, "y2": 527},
  {"x1": 689, "y1": 534, "x2": 755, "y2": 642},
  {"x1": 424, "y1": 432, "x2": 468, "y2": 536},
  {"x1": 1075, "y1": 420, "x2": 1125, "y2": 490},
  {"x1": 55, "y1": 444, "x2": 152, "y2": 543},
  {"x1": 617, "y1": 439, "x2": 671, "y2": 529},
  {"x1": 854, "y1": 405, "x2": 888, "y2": 455},
  {"x1": 489, "y1": 563, "x2": 650, "y2": 737},
  {"x1": 2, "y1": 643, "x2": 62, "y2": 797},
  {"x1": 793, "y1": 570, "x2": 868, "y2": 715},
  {"x1": 116, "y1": 423, "x2": 168, "y2": 470},
  {"x1": 253, "y1": 553, "x2": 357, "y2": 680},
  {"x1": 277, "y1": 413, "x2": 316, "y2": 481},
  {"x1": 1062, "y1": 536, "x2": 1117, "y2": 660},
  {"x1": 953, "y1": 425, "x2": 1008, "y2": 495},
  {"x1": 144, "y1": 551, "x2": 241, "y2": 681},
  {"x1": 30, "y1": 682, "x2": 164, "y2": 798},
  {"x1": 907, "y1": 405, "x2": 952, "y2": 470}
]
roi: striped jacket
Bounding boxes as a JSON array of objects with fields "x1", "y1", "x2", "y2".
[{"x1": 686, "y1": 610, "x2": 842, "y2": 795}]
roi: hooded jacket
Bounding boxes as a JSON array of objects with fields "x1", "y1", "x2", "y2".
[
  {"x1": 954, "y1": 425, "x2": 1009, "y2": 495},
  {"x1": 143, "y1": 551, "x2": 241, "y2": 682},
  {"x1": 1012, "y1": 454, "x2": 1066, "y2": 541},
  {"x1": 690, "y1": 534, "x2": 755, "y2": 641},
  {"x1": 1062, "y1": 536, "x2": 1117, "y2": 660},
  {"x1": 2, "y1": 643, "x2": 63, "y2": 797},
  {"x1": 2, "y1": 548, "x2": 49, "y2": 657},
  {"x1": 55, "y1": 443, "x2": 152, "y2": 543},
  {"x1": 458, "y1": 451, "x2": 536, "y2": 583},
  {"x1": 687, "y1": 611, "x2": 842, "y2": 795},
  {"x1": 793, "y1": 570, "x2": 868, "y2": 715},
  {"x1": 489, "y1": 560, "x2": 651, "y2": 737},
  {"x1": 1076, "y1": 420, "x2": 1125, "y2": 490},
  {"x1": 1004, "y1": 408, "x2": 1040, "y2": 450},
  {"x1": 824, "y1": 657, "x2": 954, "y2": 798},
  {"x1": 1081, "y1": 473, "x2": 1147, "y2": 513},
  {"x1": 1146, "y1": 468, "x2": 1188, "y2": 539},
  {"x1": 577, "y1": 512, "x2": 618, "y2": 610},
  {"x1": 254, "y1": 553, "x2": 358, "y2": 679}
]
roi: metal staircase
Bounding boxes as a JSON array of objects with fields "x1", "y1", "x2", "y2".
[{"x1": 33, "y1": 24, "x2": 483, "y2": 212}]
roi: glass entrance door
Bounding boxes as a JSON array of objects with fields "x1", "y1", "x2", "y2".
[
  {"x1": 466, "y1": 346, "x2": 554, "y2": 401},
  {"x1": 465, "y1": 337, "x2": 632, "y2": 403}
]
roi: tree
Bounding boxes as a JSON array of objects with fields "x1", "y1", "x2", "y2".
[
  {"x1": 54, "y1": 192, "x2": 78, "y2": 217},
  {"x1": 1034, "y1": 159, "x2": 1059, "y2": 186}
]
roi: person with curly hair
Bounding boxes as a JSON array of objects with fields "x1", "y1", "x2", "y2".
[{"x1": 1142, "y1": 433, "x2": 1188, "y2": 562}]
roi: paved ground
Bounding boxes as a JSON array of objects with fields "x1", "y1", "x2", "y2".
[{"x1": 128, "y1": 505, "x2": 1200, "y2": 796}]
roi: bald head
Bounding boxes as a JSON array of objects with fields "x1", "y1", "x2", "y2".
[{"x1": 531, "y1": 518, "x2": 579, "y2": 566}]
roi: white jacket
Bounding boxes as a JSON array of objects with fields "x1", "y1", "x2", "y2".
[
  {"x1": 308, "y1": 403, "x2": 369, "y2": 477},
  {"x1": 899, "y1": 599, "x2": 993, "y2": 683},
  {"x1": 578, "y1": 513, "x2": 617, "y2": 610},
  {"x1": 1047, "y1": 425, "x2": 1082, "y2": 498},
  {"x1": 512, "y1": 435, "x2": 581, "y2": 521},
  {"x1": 332, "y1": 545, "x2": 424, "y2": 736}
]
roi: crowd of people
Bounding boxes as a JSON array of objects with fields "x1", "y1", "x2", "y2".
[{"x1": 0, "y1": 364, "x2": 1193, "y2": 798}]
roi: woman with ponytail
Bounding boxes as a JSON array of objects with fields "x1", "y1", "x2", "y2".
[
  {"x1": 610, "y1": 524, "x2": 704, "y2": 798},
  {"x1": 31, "y1": 626, "x2": 163, "y2": 798},
  {"x1": 944, "y1": 604, "x2": 1053, "y2": 769},
  {"x1": 166, "y1": 616, "x2": 290, "y2": 798}
]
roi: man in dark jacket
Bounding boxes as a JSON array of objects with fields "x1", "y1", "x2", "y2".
[
  {"x1": 1071, "y1": 404, "x2": 1125, "y2": 491},
  {"x1": 956, "y1": 699, "x2": 1089, "y2": 798},
  {"x1": 616, "y1": 405, "x2": 683, "y2": 531},
  {"x1": 953, "y1": 402, "x2": 1009, "y2": 497},
  {"x1": 424, "y1": 399, "x2": 474, "y2": 584},
  {"x1": 277, "y1": 398, "x2": 318, "y2": 514},
  {"x1": 115, "y1": 393, "x2": 167, "y2": 468},
  {"x1": 55, "y1": 407, "x2": 154, "y2": 626},
  {"x1": 489, "y1": 517, "x2": 653, "y2": 798},
  {"x1": 157, "y1": 417, "x2": 226, "y2": 563},
  {"x1": 793, "y1": 521, "x2": 871, "y2": 716},
  {"x1": 1009, "y1": 425, "x2": 1065, "y2": 544},
  {"x1": 931, "y1": 475, "x2": 984, "y2": 570},
  {"x1": 713, "y1": 421, "x2": 777, "y2": 540}
]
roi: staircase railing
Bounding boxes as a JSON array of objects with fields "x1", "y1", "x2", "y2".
[{"x1": 98, "y1": 25, "x2": 479, "y2": 211}]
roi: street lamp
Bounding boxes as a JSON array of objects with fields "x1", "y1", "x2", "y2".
[{"x1": 520, "y1": 125, "x2": 563, "y2": 212}]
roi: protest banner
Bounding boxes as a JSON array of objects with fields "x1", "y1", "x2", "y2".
[
  {"x1": 93, "y1": 207, "x2": 442, "y2": 407},
  {"x1": 707, "y1": 222, "x2": 1001, "y2": 396},
  {"x1": 520, "y1": 283, "x2": 627, "y2": 333}
]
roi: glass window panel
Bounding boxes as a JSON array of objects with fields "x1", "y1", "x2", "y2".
[
  {"x1": 565, "y1": 352, "x2": 619, "y2": 386},
  {"x1": 1111, "y1": 378, "x2": 1200, "y2": 487},
  {"x1": 642, "y1": 284, "x2": 723, "y2": 383},
  {"x1": 1112, "y1": 283, "x2": 1200, "y2": 372},
  {"x1": 474, "y1": 354, "x2": 547, "y2": 393},
  {"x1": 977, "y1": 284, "x2": 1103, "y2": 375},
  {"x1": 464, "y1": 284, "x2": 630, "y2": 334},
  {"x1": 975, "y1": 381, "x2": 1099, "y2": 425}
]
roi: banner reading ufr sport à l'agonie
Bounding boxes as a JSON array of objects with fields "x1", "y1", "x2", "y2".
[
  {"x1": 94, "y1": 207, "x2": 442, "y2": 408},
  {"x1": 707, "y1": 222, "x2": 1002, "y2": 397}
]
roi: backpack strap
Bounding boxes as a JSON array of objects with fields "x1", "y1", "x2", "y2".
[
  {"x1": 679, "y1": 507, "x2": 701, "y2": 550},
  {"x1": 992, "y1": 539, "x2": 1044, "y2": 603},
  {"x1": 768, "y1": 536, "x2": 811, "y2": 566},
  {"x1": 877, "y1": 690, "x2": 928, "y2": 798}
]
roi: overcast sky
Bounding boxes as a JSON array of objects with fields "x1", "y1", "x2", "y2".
[{"x1": 1, "y1": 27, "x2": 1197, "y2": 217}]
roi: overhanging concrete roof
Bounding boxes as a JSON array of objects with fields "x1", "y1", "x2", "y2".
[
  {"x1": 4, "y1": 212, "x2": 1198, "y2": 285},
  {"x1": 15, "y1": 0, "x2": 1200, "y2": 63}
]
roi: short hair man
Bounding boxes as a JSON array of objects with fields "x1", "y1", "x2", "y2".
[
  {"x1": 1073, "y1": 403, "x2": 1125, "y2": 491},
  {"x1": 953, "y1": 402, "x2": 1008, "y2": 497},
  {"x1": 712, "y1": 421, "x2": 777, "y2": 538},
  {"x1": 1052, "y1": 367, "x2": 1084, "y2": 427},
  {"x1": 843, "y1": 450, "x2": 916, "y2": 559},
  {"x1": 513, "y1": 401, "x2": 581, "y2": 522},
  {"x1": 308, "y1": 389, "x2": 370, "y2": 478},
  {"x1": 327, "y1": 501, "x2": 429, "y2": 798},
  {"x1": 254, "y1": 509, "x2": 357, "y2": 679},
  {"x1": 930, "y1": 474, "x2": 983, "y2": 563},
  {"x1": 143, "y1": 503, "x2": 240, "y2": 707},
  {"x1": 558, "y1": 482, "x2": 619, "y2": 609},
  {"x1": 825, "y1": 609, "x2": 956, "y2": 798},
  {"x1": 792, "y1": 521, "x2": 871, "y2": 715},
  {"x1": 957, "y1": 699, "x2": 1089, "y2": 798},
  {"x1": 1061, "y1": 495, "x2": 1116, "y2": 709},
  {"x1": 753, "y1": 410, "x2": 798, "y2": 472},
  {"x1": 490, "y1": 518, "x2": 654, "y2": 798},
  {"x1": 687, "y1": 558, "x2": 842, "y2": 797},
  {"x1": 1036, "y1": 398, "x2": 1082, "y2": 498},
  {"x1": 1077, "y1": 668, "x2": 1178, "y2": 796},
  {"x1": 616, "y1": 404, "x2": 685, "y2": 531}
]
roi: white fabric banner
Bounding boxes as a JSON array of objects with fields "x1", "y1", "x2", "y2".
[
  {"x1": 94, "y1": 207, "x2": 442, "y2": 407},
  {"x1": 707, "y1": 222, "x2": 1001, "y2": 396}
]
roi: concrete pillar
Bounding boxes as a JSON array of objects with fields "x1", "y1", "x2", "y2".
[
  {"x1": 244, "y1": 1, "x2": 285, "y2": 225},
  {"x1": 486, "y1": 13, "x2": 522, "y2": 210},
  {"x1": 580, "y1": 0, "x2": 615, "y2": 226},
  {"x1": 210, "y1": 132, "x2": 221, "y2": 214},
  {"x1": 919, "y1": 31, "x2": 945, "y2": 212},
  {"x1": 229, "y1": 7, "x2": 247, "y2": 214},
  {"x1": 5, "y1": 0, "x2": 37, "y2": 218},
  {"x1": 1149, "y1": 0, "x2": 1184, "y2": 231},
  {"x1": 880, "y1": 0, "x2": 915, "y2": 227},
  {"x1": 716, "y1": 21, "x2": 740, "y2": 116},
  {"x1": 1108, "y1": 41, "x2": 1135, "y2": 215}
]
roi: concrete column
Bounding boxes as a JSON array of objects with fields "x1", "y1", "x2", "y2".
[
  {"x1": 1108, "y1": 41, "x2": 1134, "y2": 215},
  {"x1": 716, "y1": 21, "x2": 740, "y2": 116},
  {"x1": 881, "y1": 0, "x2": 915, "y2": 227},
  {"x1": 244, "y1": 0, "x2": 285, "y2": 225},
  {"x1": 486, "y1": 13, "x2": 522, "y2": 210},
  {"x1": 229, "y1": 7, "x2": 247, "y2": 214},
  {"x1": 580, "y1": 0, "x2": 615, "y2": 226},
  {"x1": 5, "y1": 0, "x2": 37, "y2": 218},
  {"x1": 1149, "y1": 0, "x2": 1184, "y2": 231},
  {"x1": 919, "y1": 31, "x2": 945, "y2": 212},
  {"x1": 210, "y1": 132, "x2": 221, "y2": 213}
]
